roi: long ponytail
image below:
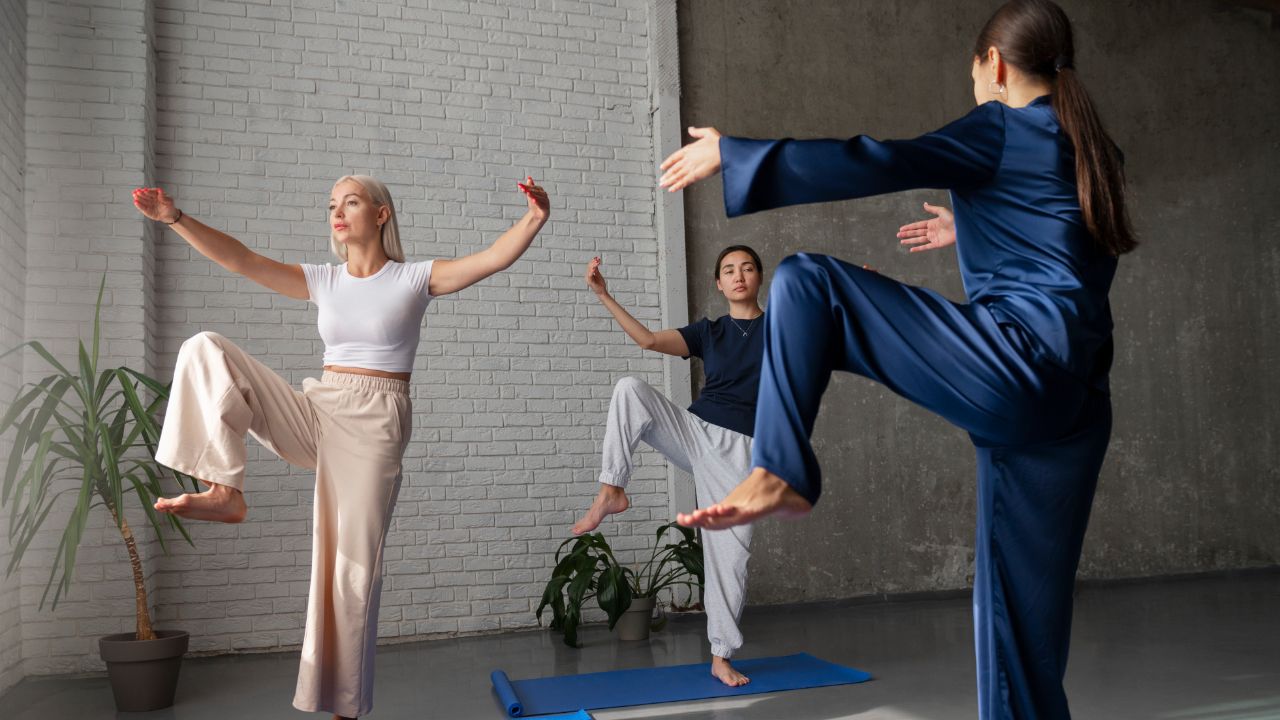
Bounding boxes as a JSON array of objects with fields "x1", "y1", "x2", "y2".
[
  {"x1": 1052, "y1": 67, "x2": 1136, "y2": 255},
  {"x1": 974, "y1": 0, "x2": 1136, "y2": 256}
]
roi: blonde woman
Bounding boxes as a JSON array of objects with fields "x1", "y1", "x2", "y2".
[{"x1": 132, "y1": 174, "x2": 550, "y2": 720}]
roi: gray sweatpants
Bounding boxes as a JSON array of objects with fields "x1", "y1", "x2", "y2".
[{"x1": 599, "y1": 376, "x2": 753, "y2": 659}]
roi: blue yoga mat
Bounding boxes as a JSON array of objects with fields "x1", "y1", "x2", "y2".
[{"x1": 491, "y1": 652, "x2": 871, "y2": 717}]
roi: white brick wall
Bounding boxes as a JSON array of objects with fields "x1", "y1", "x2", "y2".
[
  {"x1": 4, "y1": 0, "x2": 675, "y2": 676},
  {"x1": 147, "y1": 0, "x2": 667, "y2": 654},
  {"x1": 0, "y1": 0, "x2": 28, "y2": 698},
  {"x1": 19, "y1": 0, "x2": 179, "y2": 678}
]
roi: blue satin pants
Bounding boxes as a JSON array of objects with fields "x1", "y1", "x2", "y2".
[{"x1": 753, "y1": 253, "x2": 1111, "y2": 719}]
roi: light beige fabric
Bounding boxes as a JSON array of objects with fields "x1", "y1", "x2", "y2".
[{"x1": 156, "y1": 331, "x2": 410, "y2": 717}]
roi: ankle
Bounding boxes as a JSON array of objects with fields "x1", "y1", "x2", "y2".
[{"x1": 210, "y1": 482, "x2": 240, "y2": 498}]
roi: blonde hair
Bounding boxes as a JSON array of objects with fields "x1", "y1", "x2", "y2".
[{"x1": 329, "y1": 175, "x2": 405, "y2": 262}]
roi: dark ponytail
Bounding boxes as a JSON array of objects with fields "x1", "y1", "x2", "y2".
[{"x1": 974, "y1": 0, "x2": 1137, "y2": 256}]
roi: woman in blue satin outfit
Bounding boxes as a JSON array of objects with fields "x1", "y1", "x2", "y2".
[{"x1": 660, "y1": 1, "x2": 1136, "y2": 718}]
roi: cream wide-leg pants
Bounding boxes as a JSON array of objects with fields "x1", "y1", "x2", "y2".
[{"x1": 155, "y1": 331, "x2": 411, "y2": 718}]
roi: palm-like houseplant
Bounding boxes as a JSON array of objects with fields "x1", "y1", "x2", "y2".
[
  {"x1": 537, "y1": 521, "x2": 704, "y2": 647},
  {"x1": 0, "y1": 277, "x2": 198, "y2": 710}
]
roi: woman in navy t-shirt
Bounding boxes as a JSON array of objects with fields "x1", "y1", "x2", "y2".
[{"x1": 572, "y1": 245, "x2": 766, "y2": 687}]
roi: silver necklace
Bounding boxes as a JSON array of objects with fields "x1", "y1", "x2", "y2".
[{"x1": 728, "y1": 313, "x2": 763, "y2": 338}]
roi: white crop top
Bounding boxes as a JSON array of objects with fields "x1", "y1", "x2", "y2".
[{"x1": 300, "y1": 260, "x2": 435, "y2": 373}]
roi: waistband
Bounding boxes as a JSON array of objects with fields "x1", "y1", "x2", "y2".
[{"x1": 320, "y1": 370, "x2": 409, "y2": 396}]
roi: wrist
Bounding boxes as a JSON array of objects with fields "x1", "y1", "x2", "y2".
[{"x1": 163, "y1": 208, "x2": 184, "y2": 225}]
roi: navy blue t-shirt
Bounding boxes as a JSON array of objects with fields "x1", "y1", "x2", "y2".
[{"x1": 677, "y1": 313, "x2": 765, "y2": 437}]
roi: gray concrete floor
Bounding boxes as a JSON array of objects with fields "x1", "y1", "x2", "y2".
[{"x1": 3, "y1": 571, "x2": 1278, "y2": 719}]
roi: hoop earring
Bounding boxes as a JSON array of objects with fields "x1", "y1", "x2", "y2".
[{"x1": 987, "y1": 80, "x2": 1006, "y2": 95}]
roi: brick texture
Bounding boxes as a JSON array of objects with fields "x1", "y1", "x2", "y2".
[
  {"x1": 0, "y1": 0, "x2": 28, "y2": 697},
  {"x1": 10, "y1": 0, "x2": 673, "y2": 676}
]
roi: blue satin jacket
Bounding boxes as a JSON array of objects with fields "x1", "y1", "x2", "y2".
[{"x1": 719, "y1": 96, "x2": 1117, "y2": 383}]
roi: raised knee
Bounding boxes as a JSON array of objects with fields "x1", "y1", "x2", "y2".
[
  {"x1": 187, "y1": 330, "x2": 226, "y2": 347},
  {"x1": 178, "y1": 331, "x2": 227, "y2": 361},
  {"x1": 613, "y1": 376, "x2": 654, "y2": 399},
  {"x1": 773, "y1": 253, "x2": 830, "y2": 289}
]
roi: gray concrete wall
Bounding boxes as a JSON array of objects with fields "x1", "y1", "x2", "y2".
[{"x1": 676, "y1": 0, "x2": 1280, "y2": 604}]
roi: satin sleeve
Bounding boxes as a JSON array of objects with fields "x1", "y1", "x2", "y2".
[{"x1": 720, "y1": 101, "x2": 1007, "y2": 218}]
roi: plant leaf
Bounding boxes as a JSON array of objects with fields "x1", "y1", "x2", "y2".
[
  {"x1": 115, "y1": 370, "x2": 162, "y2": 443},
  {"x1": 2, "y1": 413, "x2": 31, "y2": 508},
  {"x1": 535, "y1": 574, "x2": 570, "y2": 628},
  {"x1": 0, "y1": 340, "x2": 72, "y2": 378},
  {"x1": 0, "y1": 377, "x2": 56, "y2": 436},
  {"x1": 120, "y1": 367, "x2": 171, "y2": 401},
  {"x1": 98, "y1": 411, "x2": 126, "y2": 528},
  {"x1": 46, "y1": 465, "x2": 96, "y2": 610},
  {"x1": 91, "y1": 276, "x2": 105, "y2": 370},
  {"x1": 23, "y1": 377, "x2": 73, "y2": 454},
  {"x1": 596, "y1": 564, "x2": 632, "y2": 629},
  {"x1": 78, "y1": 339, "x2": 96, "y2": 407}
]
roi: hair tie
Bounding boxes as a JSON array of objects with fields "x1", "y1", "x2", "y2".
[{"x1": 1053, "y1": 55, "x2": 1073, "y2": 73}]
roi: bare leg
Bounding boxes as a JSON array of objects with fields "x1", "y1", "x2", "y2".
[
  {"x1": 571, "y1": 483, "x2": 630, "y2": 535},
  {"x1": 154, "y1": 480, "x2": 247, "y2": 523},
  {"x1": 711, "y1": 655, "x2": 750, "y2": 687},
  {"x1": 677, "y1": 467, "x2": 811, "y2": 530}
]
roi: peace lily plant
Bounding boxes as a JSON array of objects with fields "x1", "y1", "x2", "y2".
[{"x1": 537, "y1": 521, "x2": 704, "y2": 647}]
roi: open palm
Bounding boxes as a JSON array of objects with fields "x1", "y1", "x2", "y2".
[{"x1": 897, "y1": 202, "x2": 956, "y2": 252}]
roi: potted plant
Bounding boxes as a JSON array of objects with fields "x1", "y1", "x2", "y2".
[
  {"x1": 536, "y1": 521, "x2": 704, "y2": 646},
  {"x1": 0, "y1": 277, "x2": 199, "y2": 711}
]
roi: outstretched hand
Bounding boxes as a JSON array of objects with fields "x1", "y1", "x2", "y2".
[
  {"x1": 897, "y1": 202, "x2": 955, "y2": 252},
  {"x1": 658, "y1": 126, "x2": 723, "y2": 192},
  {"x1": 132, "y1": 187, "x2": 180, "y2": 223},
  {"x1": 585, "y1": 256, "x2": 608, "y2": 296},
  {"x1": 517, "y1": 176, "x2": 550, "y2": 221}
]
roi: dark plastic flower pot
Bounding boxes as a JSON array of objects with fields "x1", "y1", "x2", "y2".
[{"x1": 98, "y1": 629, "x2": 189, "y2": 712}]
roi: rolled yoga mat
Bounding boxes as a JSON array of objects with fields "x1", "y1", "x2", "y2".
[{"x1": 490, "y1": 652, "x2": 871, "y2": 717}]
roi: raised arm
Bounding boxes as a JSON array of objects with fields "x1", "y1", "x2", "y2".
[
  {"x1": 428, "y1": 177, "x2": 550, "y2": 297},
  {"x1": 659, "y1": 102, "x2": 1007, "y2": 218},
  {"x1": 132, "y1": 187, "x2": 308, "y2": 300},
  {"x1": 586, "y1": 257, "x2": 689, "y2": 357}
]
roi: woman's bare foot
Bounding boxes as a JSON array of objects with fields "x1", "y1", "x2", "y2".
[
  {"x1": 677, "y1": 467, "x2": 811, "y2": 530},
  {"x1": 711, "y1": 656, "x2": 750, "y2": 687},
  {"x1": 572, "y1": 484, "x2": 630, "y2": 535},
  {"x1": 154, "y1": 480, "x2": 247, "y2": 523}
]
